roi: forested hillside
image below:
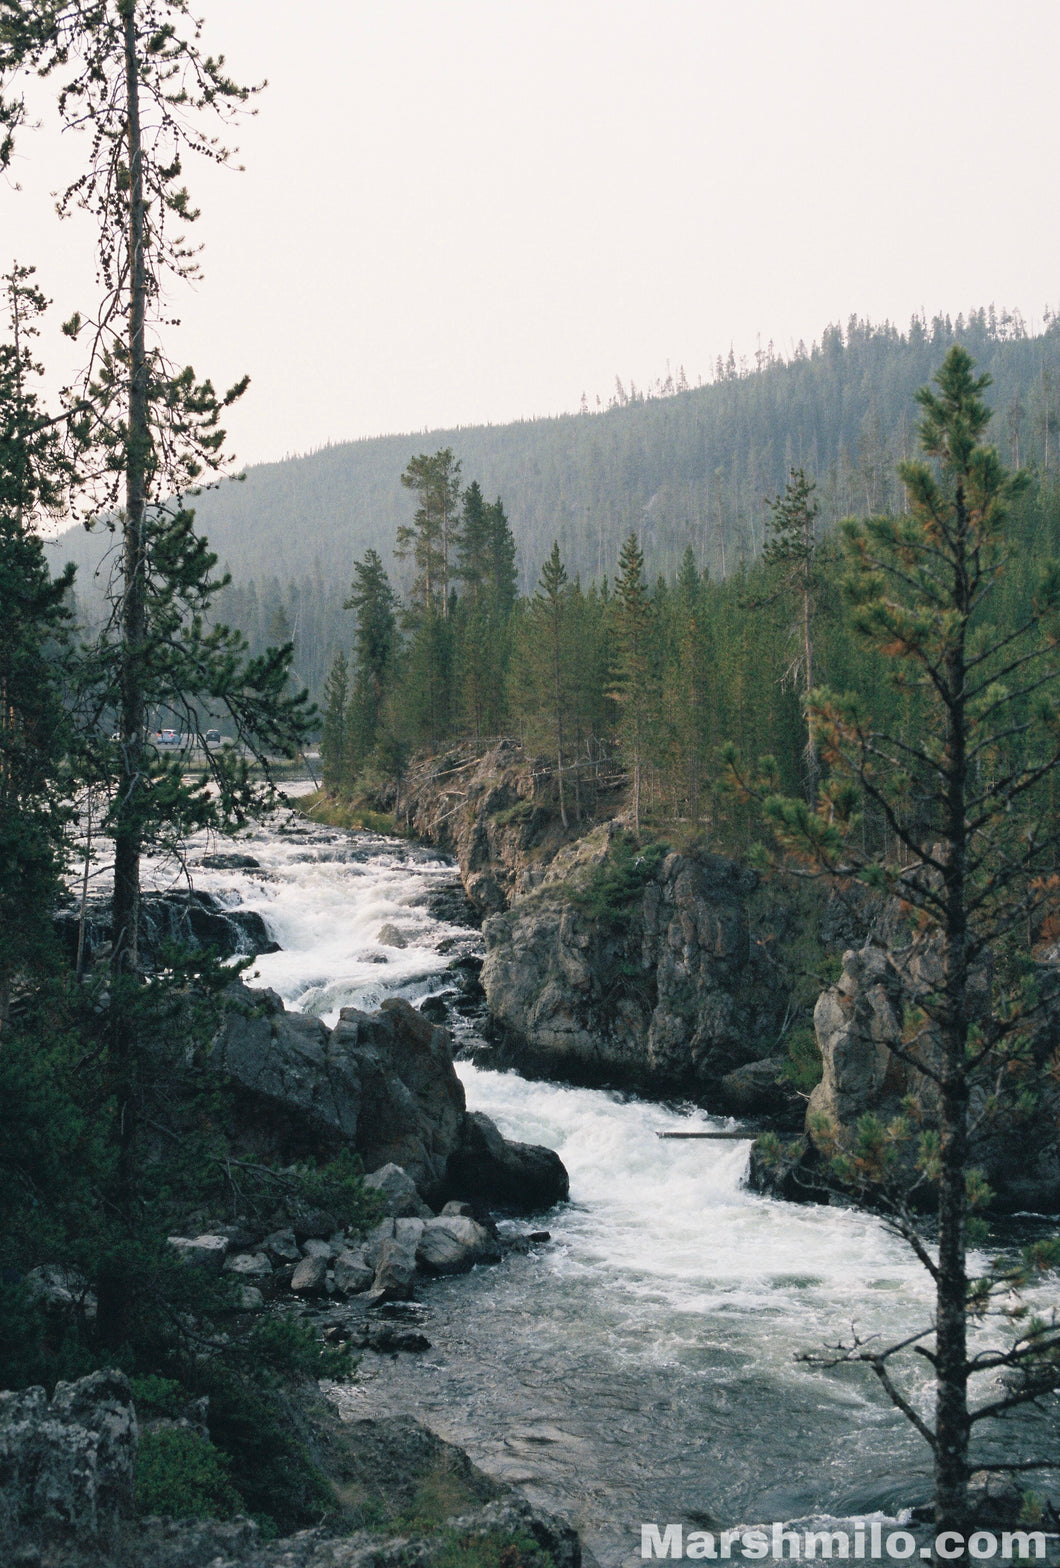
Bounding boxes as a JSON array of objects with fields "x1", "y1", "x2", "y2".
[{"x1": 51, "y1": 308, "x2": 1060, "y2": 703}]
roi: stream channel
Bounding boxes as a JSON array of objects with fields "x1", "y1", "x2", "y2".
[{"x1": 142, "y1": 795, "x2": 1056, "y2": 1568}]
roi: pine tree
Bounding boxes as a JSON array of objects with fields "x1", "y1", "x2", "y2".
[
  {"x1": 762, "y1": 467, "x2": 822, "y2": 801},
  {"x1": 760, "y1": 348, "x2": 1060, "y2": 1541},
  {"x1": 319, "y1": 650, "x2": 348, "y2": 792},
  {"x1": 343, "y1": 548, "x2": 398, "y2": 767},
  {"x1": 534, "y1": 542, "x2": 571, "y2": 827},
  {"x1": 0, "y1": 265, "x2": 78, "y2": 1017},
  {"x1": 396, "y1": 448, "x2": 462, "y2": 618},
  {"x1": 2, "y1": 0, "x2": 311, "y2": 1346},
  {"x1": 611, "y1": 533, "x2": 654, "y2": 832}
]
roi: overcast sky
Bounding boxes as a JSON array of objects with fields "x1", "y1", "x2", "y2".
[{"x1": 2, "y1": 0, "x2": 1059, "y2": 469}]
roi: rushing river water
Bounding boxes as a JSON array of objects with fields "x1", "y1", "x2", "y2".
[{"x1": 141, "y1": 798, "x2": 1055, "y2": 1568}]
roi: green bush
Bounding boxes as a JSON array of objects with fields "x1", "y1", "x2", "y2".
[
  {"x1": 779, "y1": 1025, "x2": 823, "y2": 1093},
  {"x1": 135, "y1": 1426, "x2": 242, "y2": 1520},
  {"x1": 569, "y1": 832, "x2": 668, "y2": 929}
]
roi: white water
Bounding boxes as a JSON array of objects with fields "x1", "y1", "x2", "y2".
[{"x1": 131, "y1": 802, "x2": 1053, "y2": 1565}]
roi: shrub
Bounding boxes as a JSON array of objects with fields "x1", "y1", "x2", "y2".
[{"x1": 135, "y1": 1426, "x2": 242, "y2": 1520}]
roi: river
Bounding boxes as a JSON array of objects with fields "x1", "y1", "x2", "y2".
[{"x1": 143, "y1": 798, "x2": 1056, "y2": 1568}]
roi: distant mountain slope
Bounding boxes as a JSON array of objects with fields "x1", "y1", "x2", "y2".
[{"x1": 49, "y1": 308, "x2": 1060, "y2": 697}]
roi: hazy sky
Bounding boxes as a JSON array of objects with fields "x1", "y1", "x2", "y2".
[{"x1": 2, "y1": 0, "x2": 1059, "y2": 468}]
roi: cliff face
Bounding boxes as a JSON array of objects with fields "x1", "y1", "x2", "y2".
[{"x1": 399, "y1": 745, "x2": 805, "y2": 1105}]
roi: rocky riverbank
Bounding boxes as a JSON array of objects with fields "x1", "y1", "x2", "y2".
[
  {"x1": 0, "y1": 1368, "x2": 589, "y2": 1567},
  {"x1": 387, "y1": 741, "x2": 1060, "y2": 1214}
]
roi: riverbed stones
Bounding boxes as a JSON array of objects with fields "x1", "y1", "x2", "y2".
[
  {"x1": 364, "y1": 1161, "x2": 432, "y2": 1218},
  {"x1": 166, "y1": 1233, "x2": 228, "y2": 1272},
  {"x1": 333, "y1": 1247, "x2": 374, "y2": 1295},
  {"x1": 369, "y1": 1235, "x2": 418, "y2": 1302},
  {"x1": 222, "y1": 1250, "x2": 271, "y2": 1278},
  {"x1": 416, "y1": 1214, "x2": 498, "y2": 1274},
  {"x1": 290, "y1": 1253, "x2": 328, "y2": 1296},
  {"x1": 260, "y1": 1226, "x2": 300, "y2": 1262}
]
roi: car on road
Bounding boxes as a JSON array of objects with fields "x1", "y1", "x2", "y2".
[{"x1": 157, "y1": 728, "x2": 180, "y2": 747}]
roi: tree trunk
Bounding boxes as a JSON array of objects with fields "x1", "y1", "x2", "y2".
[
  {"x1": 933, "y1": 482, "x2": 971, "y2": 1545},
  {"x1": 99, "y1": 0, "x2": 149, "y2": 1349}
]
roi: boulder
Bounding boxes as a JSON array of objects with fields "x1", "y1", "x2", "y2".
[
  {"x1": 364, "y1": 1162, "x2": 432, "y2": 1219},
  {"x1": 333, "y1": 1248, "x2": 374, "y2": 1295},
  {"x1": 290, "y1": 1253, "x2": 328, "y2": 1297},
  {"x1": 416, "y1": 1215, "x2": 500, "y2": 1275},
  {"x1": 166, "y1": 1233, "x2": 228, "y2": 1272},
  {"x1": 211, "y1": 987, "x2": 467, "y2": 1199},
  {"x1": 222, "y1": 1250, "x2": 271, "y2": 1278},
  {"x1": 0, "y1": 1369, "x2": 137, "y2": 1547},
  {"x1": 719, "y1": 1055, "x2": 789, "y2": 1115},
  {"x1": 260, "y1": 1226, "x2": 300, "y2": 1263},
  {"x1": 446, "y1": 1111, "x2": 569, "y2": 1213},
  {"x1": 369, "y1": 1236, "x2": 418, "y2": 1303}
]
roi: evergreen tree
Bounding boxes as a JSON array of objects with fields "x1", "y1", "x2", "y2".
[
  {"x1": 533, "y1": 542, "x2": 572, "y2": 827},
  {"x1": 761, "y1": 467, "x2": 822, "y2": 801},
  {"x1": 319, "y1": 650, "x2": 348, "y2": 792},
  {"x1": 2, "y1": 0, "x2": 311, "y2": 1347},
  {"x1": 396, "y1": 448, "x2": 462, "y2": 618},
  {"x1": 343, "y1": 547, "x2": 398, "y2": 767},
  {"x1": 0, "y1": 265, "x2": 77, "y2": 1018},
  {"x1": 610, "y1": 533, "x2": 654, "y2": 832},
  {"x1": 760, "y1": 348, "x2": 1060, "y2": 1540}
]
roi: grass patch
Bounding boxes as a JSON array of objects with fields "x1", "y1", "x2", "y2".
[
  {"x1": 490, "y1": 799, "x2": 536, "y2": 828},
  {"x1": 294, "y1": 790, "x2": 404, "y2": 835}
]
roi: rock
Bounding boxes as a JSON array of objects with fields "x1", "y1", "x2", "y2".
[
  {"x1": 369, "y1": 1236, "x2": 418, "y2": 1303},
  {"x1": 260, "y1": 1226, "x2": 300, "y2": 1263},
  {"x1": 200, "y1": 851, "x2": 260, "y2": 870},
  {"x1": 439, "y1": 1198, "x2": 474, "y2": 1217},
  {"x1": 394, "y1": 1216, "x2": 426, "y2": 1249},
  {"x1": 0, "y1": 1369, "x2": 136, "y2": 1547},
  {"x1": 719, "y1": 1055, "x2": 789, "y2": 1115},
  {"x1": 211, "y1": 987, "x2": 467, "y2": 1200},
  {"x1": 166, "y1": 1233, "x2": 228, "y2": 1272},
  {"x1": 333, "y1": 1248, "x2": 374, "y2": 1295},
  {"x1": 24, "y1": 1264, "x2": 92, "y2": 1312},
  {"x1": 222, "y1": 1251, "x2": 271, "y2": 1278},
  {"x1": 364, "y1": 1162, "x2": 432, "y2": 1219},
  {"x1": 282, "y1": 1198, "x2": 340, "y2": 1242},
  {"x1": 210, "y1": 986, "x2": 358, "y2": 1157},
  {"x1": 480, "y1": 833, "x2": 798, "y2": 1100},
  {"x1": 376, "y1": 922, "x2": 408, "y2": 947},
  {"x1": 290, "y1": 1254, "x2": 328, "y2": 1296},
  {"x1": 300, "y1": 1237, "x2": 334, "y2": 1261},
  {"x1": 446, "y1": 1111, "x2": 569, "y2": 1213},
  {"x1": 237, "y1": 1285, "x2": 265, "y2": 1310},
  {"x1": 416, "y1": 1215, "x2": 500, "y2": 1274}
]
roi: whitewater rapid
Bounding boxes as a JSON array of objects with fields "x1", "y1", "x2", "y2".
[{"x1": 133, "y1": 799, "x2": 1052, "y2": 1567}]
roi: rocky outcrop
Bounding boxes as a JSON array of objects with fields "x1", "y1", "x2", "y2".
[
  {"x1": 54, "y1": 888, "x2": 277, "y2": 971},
  {"x1": 0, "y1": 1370, "x2": 137, "y2": 1550},
  {"x1": 211, "y1": 989, "x2": 466, "y2": 1198},
  {"x1": 399, "y1": 740, "x2": 585, "y2": 914},
  {"x1": 480, "y1": 829, "x2": 799, "y2": 1098},
  {"x1": 806, "y1": 939, "x2": 1060, "y2": 1212},
  {"x1": 211, "y1": 984, "x2": 568, "y2": 1215}
]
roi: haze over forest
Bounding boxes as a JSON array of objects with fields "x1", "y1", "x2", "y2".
[{"x1": 51, "y1": 304, "x2": 1060, "y2": 705}]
